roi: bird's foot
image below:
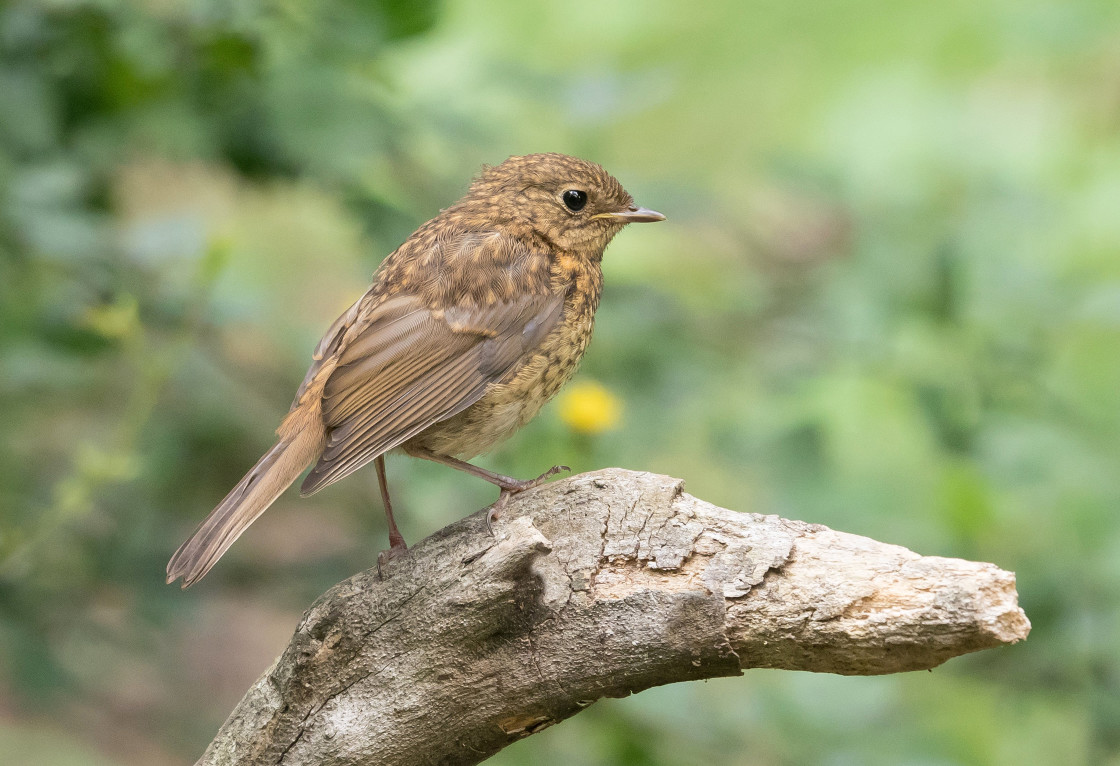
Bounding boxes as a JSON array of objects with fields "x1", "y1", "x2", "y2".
[
  {"x1": 497, "y1": 464, "x2": 571, "y2": 494},
  {"x1": 376, "y1": 542, "x2": 409, "y2": 580},
  {"x1": 485, "y1": 465, "x2": 570, "y2": 536}
]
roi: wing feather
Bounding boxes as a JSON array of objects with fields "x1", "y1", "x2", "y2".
[
  {"x1": 299, "y1": 288, "x2": 565, "y2": 496},
  {"x1": 303, "y1": 351, "x2": 488, "y2": 491}
]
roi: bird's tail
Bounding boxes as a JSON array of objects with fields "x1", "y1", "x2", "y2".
[{"x1": 167, "y1": 427, "x2": 323, "y2": 588}]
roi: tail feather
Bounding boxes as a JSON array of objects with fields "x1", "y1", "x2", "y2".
[{"x1": 167, "y1": 428, "x2": 322, "y2": 587}]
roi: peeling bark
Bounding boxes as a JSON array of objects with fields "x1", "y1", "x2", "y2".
[{"x1": 197, "y1": 468, "x2": 1030, "y2": 766}]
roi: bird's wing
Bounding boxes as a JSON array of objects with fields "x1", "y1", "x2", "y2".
[
  {"x1": 289, "y1": 291, "x2": 368, "y2": 410},
  {"x1": 298, "y1": 283, "x2": 565, "y2": 496}
]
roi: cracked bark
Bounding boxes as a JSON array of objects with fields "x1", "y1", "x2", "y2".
[{"x1": 197, "y1": 468, "x2": 1030, "y2": 766}]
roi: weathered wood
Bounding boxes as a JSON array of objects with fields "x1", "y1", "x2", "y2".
[{"x1": 198, "y1": 468, "x2": 1030, "y2": 766}]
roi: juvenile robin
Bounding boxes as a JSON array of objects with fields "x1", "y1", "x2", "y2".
[{"x1": 167, "y1": 153, "x2": 665, "y2": 587}]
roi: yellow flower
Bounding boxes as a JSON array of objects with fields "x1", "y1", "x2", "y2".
[
  {"x1": 558, "y1": 380, "x2": 622, "y2": 435},
  {"x1": 83, "y1": 294, "x2": 139, "y2": 340}
]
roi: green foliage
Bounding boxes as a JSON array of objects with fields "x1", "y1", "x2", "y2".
[{"x1": 3, "y1": 0, "x2": 1120, "y2": 763}]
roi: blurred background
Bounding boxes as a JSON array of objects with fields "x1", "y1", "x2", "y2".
[{"x1": 2, "y1": 0, "x2": 1119, "y2": 763}]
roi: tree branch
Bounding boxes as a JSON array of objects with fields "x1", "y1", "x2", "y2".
[{"x1": 197, "y1": 468, "x2": 1030, "y2": 766}]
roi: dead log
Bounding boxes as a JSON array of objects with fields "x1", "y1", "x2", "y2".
[{"x1": 197, "y1": 468, "x2": 1029, "y2": 765}]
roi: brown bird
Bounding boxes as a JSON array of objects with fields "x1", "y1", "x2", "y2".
[{"x1": 166, "y1": 153, "x2": 665, "y2": 587}]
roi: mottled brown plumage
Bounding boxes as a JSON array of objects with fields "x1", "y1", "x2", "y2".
[{"x1": 167, "y1": 153, "x2": 664, "y2": 587}]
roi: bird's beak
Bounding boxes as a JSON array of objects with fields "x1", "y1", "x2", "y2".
[{"x1": 593, "y1": 206, "x2": 666, "y2": 224}]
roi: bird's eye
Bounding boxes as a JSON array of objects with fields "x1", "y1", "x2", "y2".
[{"x1": 562, "y1": 189, "x2": 588, "y2": 212}]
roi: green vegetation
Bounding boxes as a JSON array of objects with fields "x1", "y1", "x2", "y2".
[{"x1": 2, "y1": 0, "x2": 1119, "y2": 763}]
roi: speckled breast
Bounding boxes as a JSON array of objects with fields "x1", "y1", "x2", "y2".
[{"x1": 406, "y1": 263, "x2": 603, "y2": 460}]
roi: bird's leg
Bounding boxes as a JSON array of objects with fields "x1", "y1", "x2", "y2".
[
  {"x1": 376, "y1": 454, "x2": 407, "y2": 550},
  {"x1": 404, "y1": 445, "x2": 567, "y2": 490},
  {"x1": 375, "y1": 454, "x2": 407, "y2": 576},
  {"x1": 402, "y1": 445, "x2": 568, "y2": 533}
]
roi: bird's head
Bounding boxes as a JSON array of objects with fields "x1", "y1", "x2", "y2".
[{"x1": 461, "y1": 153, "x2": 665, "y2": 254}]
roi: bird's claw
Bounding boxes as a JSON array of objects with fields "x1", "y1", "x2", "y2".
[
  {"x1": 486, "y1": 493, "x2": 510, "y2": 537},
  {"x1": 485, "y1": 465, "x2": 571, "y2": 537},
  {"x1": 376, "y1": 544, "x2": 409, "y2": 580}
]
